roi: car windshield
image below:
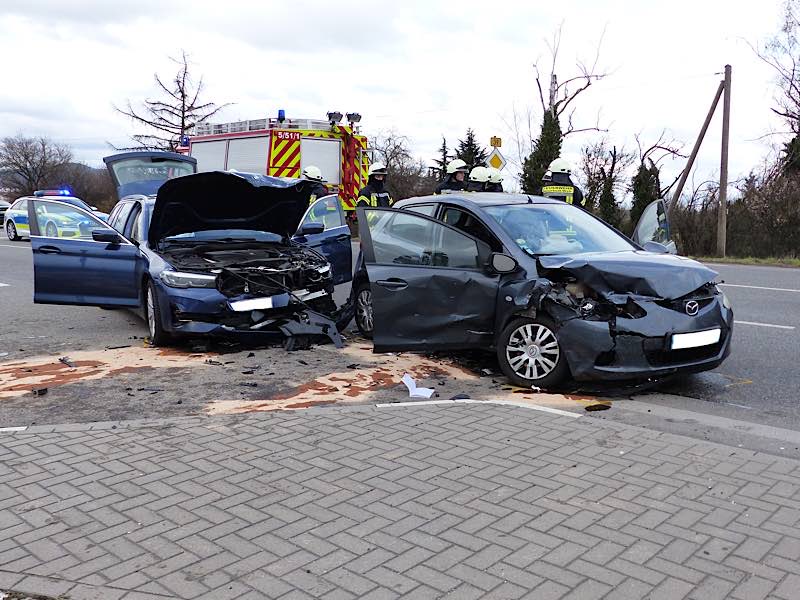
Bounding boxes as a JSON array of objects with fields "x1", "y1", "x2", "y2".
[
  {"x1": 162, "y1": 229, "x2": 282, "y2": 243},
  {"x1": 484, "y1": 203, "x2": 636, "y2": 255},
  {"x1": 57, "y1": 197, "x2": 92, "y2": 211}
]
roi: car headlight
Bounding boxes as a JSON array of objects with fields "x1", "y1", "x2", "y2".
[
  {"x1": 715, "y1": 284, "x2": 731, "y2": 309},
  {"x1": 160, "y1": 271, "x2": 217, "y2": 289}
]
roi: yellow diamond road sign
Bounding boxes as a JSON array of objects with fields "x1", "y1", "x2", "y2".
[{"x1": 487, "y1": 148, "x2": 506, "y2": 170}]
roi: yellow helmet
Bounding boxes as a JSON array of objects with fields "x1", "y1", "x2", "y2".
[
  {"x1": 487, "y1": 167, "x2": 503, "y2": 184},
  {"x1": 469, "y1": 166, "x2": 490, "y2": 183},
  {"x1": 302, "y1": 165, "x2": 324, "y2": 182}
]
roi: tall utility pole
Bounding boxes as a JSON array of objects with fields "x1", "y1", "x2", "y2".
[{"x1": 717, "y1": 64, "x2": 732, "y2": 257}]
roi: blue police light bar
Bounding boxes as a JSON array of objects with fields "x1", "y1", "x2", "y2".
[
  {"x1": 278, "y1": 109, "x2": 286, "y2": 122},
  {"x1": 34, "y1": 189, "x2": 72, "y2": 197}
]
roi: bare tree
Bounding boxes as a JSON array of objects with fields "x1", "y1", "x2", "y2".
[
  {"x1": 372, "y1": 131, "x2": 437, "y2": 200},
  {"x1": 115, "y1": 51, "x2": 232, "y2": 151},
  {"x1": 579, "y1": 138, "x2": 633, "y2": 227},
  {"x1": 0, "y1": 135, "x2": 72, "y2": 200}
]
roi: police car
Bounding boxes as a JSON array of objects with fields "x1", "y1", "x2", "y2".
[{"x1": 3, "y1": 190, "x2": 108, "y2": 241}]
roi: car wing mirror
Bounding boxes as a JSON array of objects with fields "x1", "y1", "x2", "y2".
[
  {"x1": 642, "y1": 240, "x2": 670, "y2": 254},
  {"x1": 92, "y1": 229, "x2": 122, "y2": 244},
  {"x1": 298, "y1": 222, "x2": 325, "y2": 236},
  {"x1": 488, "y1": 252, "x2": 518, "y2": 274}
]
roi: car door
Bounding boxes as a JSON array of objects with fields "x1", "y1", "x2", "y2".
[
  {"x1": 357, "y1": 207, "x2": 499, "y2": 352},
  {"x1": 293, "y1": 195, "x2": 353, "y2": 284},
  {"x1": 29, "y1": 198, "x2": 143, "y2": 306},
  {"x1": 632, "y1": 199, "x2": 677, "y2": 254}
]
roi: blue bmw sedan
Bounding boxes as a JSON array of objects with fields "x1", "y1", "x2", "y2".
[{"x1": 27, "y1": 152, "x2": 353, "y2": 347}]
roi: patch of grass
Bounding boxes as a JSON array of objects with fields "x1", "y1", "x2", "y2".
[{"x1": 691, "y1": 255, "x2": 800, "y2": 268}]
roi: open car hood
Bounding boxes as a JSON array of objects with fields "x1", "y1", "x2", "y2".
[
  {"x1": 538, "y1": 251, "x2": 718, "y2": 300},
  {"x1": 149, "y1": 171, "x2": 311, "y2": 247}
]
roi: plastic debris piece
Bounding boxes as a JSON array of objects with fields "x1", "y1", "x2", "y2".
[
  {"x1": 449, "y1": 393, "x2": 471, "y2": 400},
  {"x1": 530, "y1": 385, "x2": 542, "y2": 392},
  {"x1": 58, "y1": 356, "x2": 76, "y2": 368},
  {"x1": 401, "y1": 374, "x2": 435, "y2": 399},
  {"x1": 204, "y1": 359, "x2": 223, "y2": 366},
  {"x1": 31, "y1": 388, "x2": 48, "y2": 396}
]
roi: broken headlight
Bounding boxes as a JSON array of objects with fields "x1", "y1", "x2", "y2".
[
  {"x1": 160, "y1": 271, "x2": 217, "y2": 289},
  {"x1": 715, "y1": 285, "x2": 731, "y2": 309}
]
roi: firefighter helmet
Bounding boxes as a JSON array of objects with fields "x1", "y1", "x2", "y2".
[
  {"x1": 469, "y1": 166, "x2": 490, "y2": 183},
  {"x1": 446, "y1": 159, "x2": 469, "y2": 174},
  {"x1": 487, "y1": 167, "x2": 503, "y2": 184},
  {"x1": 368, "y1": 163, "x2": 388, "y2": 177},
  {"x1": 548, "y1": 158, "x2": 572, "y2": 174},
  {"x1": 302, "y1": 165, "x2": 324, "y2": 182}
]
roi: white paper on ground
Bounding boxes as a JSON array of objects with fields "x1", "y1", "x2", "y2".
[{"x1": 401, "y1": 373, "x2": 435, "y2": 399}]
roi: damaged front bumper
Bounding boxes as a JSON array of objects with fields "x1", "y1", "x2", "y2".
[
  {"x1": 151, "y1": 281, "x2": 344, "y2": 347},
  {"x1": 556, "y1": 297, "x2": 733, "y2": 381}
]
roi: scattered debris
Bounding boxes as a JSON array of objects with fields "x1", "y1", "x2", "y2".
[
  {"x1": 584, "y1": 403, "x2": 611, "y2": 412},
  {"x1": 238, "y1": 382, "x2": 258, "y2": 388},
  {"x1": 204, "y1": 359, "x2": 223, "y2": 366},
  {"x1": 247, "y1": 352, "x2": 256, "y2": 358},
  {"x1": 449, "y1": 393, "x2": 471, "y2": 400},
  {"x1": 104, "y1": 345, "x2": 131, "y2": 350},
  {"x1": 58, "y1": 356, "x2": 76, "y2": 369},
  {"x1": 346, "y1": 363, "x2": 360, "y2": 369},
  {"x1": 0, "y1": 352, "x2": 8, "y2": 358},
  {"x1": 136, "y1": 387, "x2": 164, "y2": 394},
  {"x1": 481, "y1": 368, "x2": 494, "y2": 376},
  {"x1": 297, "y1": 360, "x2": 309, "y2": 366},
  {"x1": 401, "y1": 374, "x2": 435, "y2": 399},
  {"x1": 31, "y1": 388, "x2": 48, "y2": 396}
]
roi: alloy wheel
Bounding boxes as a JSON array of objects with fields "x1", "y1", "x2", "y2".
[
  {"x1": 45, "y1": 222, "x2": 58, "y2": 237},
  {"x1": 147, "y1": 287, "x2": 156, "y2": 339},
  {"x1": 6, "y1": 221, "x2": 16, "y2": 240},
  {"x1": 505, "y1": 322, "x2": 561, "y2": 381},
  {"x1": 356, "y1": 288, "x2": 373, "y2": 333}
]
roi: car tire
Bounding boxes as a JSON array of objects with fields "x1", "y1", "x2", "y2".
[
  {"x1": 496, "y1": 316, "x2": 569, "y2": 389},
  {"x1": 145, "y1": 280, "x2": 170, "y2": 347},
  {"x1": 354, "y1": 282, "x2": 374, "y2": 339},
  {"x1": 5, "y1": 221, "x2": 19, "y2": 241},
  {"x1": 45, "y1": 222, "x2": 58, "y2": 238}
]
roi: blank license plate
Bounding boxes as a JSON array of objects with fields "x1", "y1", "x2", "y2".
[
  {"x1": 229, "y1": 297, "x2": 274, "y2": 312},
  {"x1": 671, "y1": 328, "x2": 721, "y2": 350}
]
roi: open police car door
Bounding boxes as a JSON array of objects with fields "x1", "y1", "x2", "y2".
[
  {"x1": 104, "y1": 152, "x2": 197, "y2": 200},
  {"x1": 632, "y1": 199, "x2": 678, "y2": 254}
]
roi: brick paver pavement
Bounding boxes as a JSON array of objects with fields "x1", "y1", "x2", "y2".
[{"x1": 2, "y1": 403, "x2": 800, "y2": 599}]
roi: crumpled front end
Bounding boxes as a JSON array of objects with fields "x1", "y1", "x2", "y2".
[
  {"x1": 154, "y1": 242, "x2": 345, "y2": 348},
  {"x1": 498, "y1": 255, "x2": 734, "y2": 381}
]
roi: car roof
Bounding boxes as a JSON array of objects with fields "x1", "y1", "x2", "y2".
[{"x1": 394, "y1": 192, "x2": 564, "y2": 209}]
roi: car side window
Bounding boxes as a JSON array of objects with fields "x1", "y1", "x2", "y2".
[
  {"x1": 301, "y1": 196, "x2": 344, "y2": 231},
  {"x1": 15, "y1": 199, "x2": 28, "y2": 212},
  {"x1": 440, "y1": 206, "x2": 502, "y2": 252},
  {"x1": 110, "y1": 202, "x2": 134, "y2": 233},
  {"x1": 126, "y1": 204, "x2": 143, "y2": 242},
  {"x1": 405, "y1": 204, "x2": 436, "y2": 217},
  {"x1": 366, "y1": 209, "x2": 481, "y2": 269},
  {"x1": 32, "y1": 200, "x2": 111, "y2": 240}
]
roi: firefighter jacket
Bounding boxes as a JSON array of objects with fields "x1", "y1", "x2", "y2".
[
  {"x1": 541, "y1": 172, "x2": 585, "y2": 207},
  {"x1": 307, "y1": 182, "x2": 329, "y2": 204},
  {"x1": 434, "y1": 177, "x2": 467, "y2": 194},
  {"x1": 356, "y1": 182, "x2": 393, "y2": 208}
]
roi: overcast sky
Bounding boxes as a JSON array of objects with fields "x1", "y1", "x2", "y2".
[{"x1": 0, "y1": 0, "x2": 789, "y2": 194}]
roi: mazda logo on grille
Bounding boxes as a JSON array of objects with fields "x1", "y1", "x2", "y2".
[{"x1": 685, "y1": 300, "x2": 700, "y2": 316}]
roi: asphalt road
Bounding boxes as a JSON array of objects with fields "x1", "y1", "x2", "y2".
[{"x1": 2, "y1": 240, "x2": 799, "y2": 432}]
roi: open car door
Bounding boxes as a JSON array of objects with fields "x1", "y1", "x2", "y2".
[
  {"x1": 632, "y1": 199, "x2": 678, "y2": 254},
  {"x1": 103, "y1": 151, "x2": 197, "y2": 200},
  {"x1": 357, "y1": 207, "x2": 498, "y2": 352},
  {"x1": 29, "y1": 199, "x2": 142, "y2": 307},
  {"x1": 293, "y1": 195, "x2": 352, "y2": 285}
]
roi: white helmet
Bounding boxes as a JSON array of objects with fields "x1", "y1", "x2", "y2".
[
  {"x1": 487, "y1": 167, "x2": 503, "y2": 184},
  {"x1": 368, "y1": 163, "x2": 387, "y2": 177},
  {"x1": 302, "y1": 165, "x2": 324, "y2": 182},
  {"x1": 548, "y1": 158, "x2": 572, "y2": 174},
  {"x1": 469, "y1": 166, "x2": 490, "y2": 183},
  {"x1": 446, "y1": 158, "x2": 469, "y2": 174}
]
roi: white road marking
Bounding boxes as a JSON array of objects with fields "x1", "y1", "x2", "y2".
[
  {"x1": 720, "y1": 283, "x2": 800, "y2": 293},
  {"x1": 735, "y1": 320, "x2": 796, "y2": 330},
  {"x1": 0, "y1": 283, "x2": 8, "y2": 287},
  {"x1": 376, "y1": 398, "x2": 581, "y2": 418},
  {"x1": 0, "y1": 244, "x2": 30, "y2": 249},
  {"x1": 0, "y1": 426, "x2": 27, "y2": 433}
]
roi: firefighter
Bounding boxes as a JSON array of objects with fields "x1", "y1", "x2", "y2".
[
  {"x1": 486, "y1": 167, "x2": 503, "y2": 192},
  {"x1": 435, "y1": 159, "x2": 469, "y2": 194},
  {"x1": 356, "y1": 163, "x2": 393, "y2": 208},
  {"x1": 541, "y1": 158, "x2": 585, "y2": 207},
  {"x1": 302, "y1": 165, "x2": 328, "y2": 204},
  {"x1": 466, "y1": 166, "x2": 489, "y2": 192}
]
